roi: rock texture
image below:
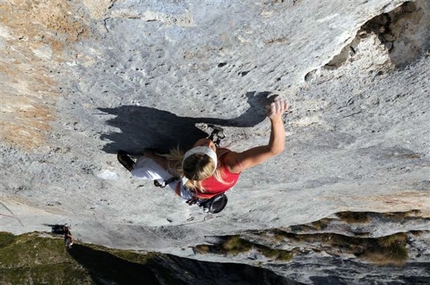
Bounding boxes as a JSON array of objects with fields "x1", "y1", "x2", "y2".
[{"x1": 1, "y1": 0, "x2": 429, "y2": 283}]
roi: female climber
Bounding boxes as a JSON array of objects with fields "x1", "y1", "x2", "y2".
[{"x1": 118, "y1": 96, "x2": 289, "y2": 212}]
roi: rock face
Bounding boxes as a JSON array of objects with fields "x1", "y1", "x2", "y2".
[
  {"x1": 193, "y1": 211, "x2": 430, "y2": 283},
  {"x1": 1, "y1": 0, "x2": 429, "y2": 284}
]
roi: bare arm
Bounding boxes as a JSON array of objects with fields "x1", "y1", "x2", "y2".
[{"x1": 224, "y1": 97, "x2": 288, "y2": 173}]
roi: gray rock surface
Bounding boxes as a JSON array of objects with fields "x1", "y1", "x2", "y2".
[{"x1": 1, "y1": 0, "x2": 429, "y2": 283}]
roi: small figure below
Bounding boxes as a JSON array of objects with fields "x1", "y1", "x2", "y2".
[
  {"x1": 46, "y1": 223, "x2": 75, "y2": 248},
  {"x1": 64, "y1": 226, "x2": 74, "y2": 249}
]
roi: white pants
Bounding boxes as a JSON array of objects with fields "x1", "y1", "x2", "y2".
[{"x1": 131, "y1": 157, "x2": 193, "y2": 200}]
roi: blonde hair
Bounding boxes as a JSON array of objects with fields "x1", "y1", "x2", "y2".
[
  {"x1": 164, "y1": 146, "x2": 229, "y2": 192},
  {"x1": 183, "y1": 153, "x2": 216, "y2": 180}
]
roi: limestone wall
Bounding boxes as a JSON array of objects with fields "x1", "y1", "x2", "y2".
[{"x1": 1, "y1": 0, "x2": 429, "y2": 283}]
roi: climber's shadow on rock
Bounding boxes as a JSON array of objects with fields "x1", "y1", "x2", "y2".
[{"x1": 98, "y1": 91, "x2": 272, "y2": 154}]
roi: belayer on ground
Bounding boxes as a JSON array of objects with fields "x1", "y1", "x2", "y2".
[{"x1": 118, "y1": 96, "x2": 289, "y2": 213}]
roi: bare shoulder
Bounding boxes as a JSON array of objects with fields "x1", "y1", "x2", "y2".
[{"x1": 222, "y1": 151, "x2": 244, "y2": 174}]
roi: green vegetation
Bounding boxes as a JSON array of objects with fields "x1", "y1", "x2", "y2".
[
  {"x1": 1, "y1": 216, "x2": 413, "y2": 285},
  {"x1": 0, "y1": 231, "x2": 164, "y2": 284},
  {"x1": 336, "y1": 211, "x2": 370, "y2": 223},
  {"x1": 310, "y1": 218, "x2": 331, "y2": 230},
  {"x1": 222, "y1": 236, "x2": 253, "y2": 254},
  {"x1": 196, "y1": 229, "x2": 410, "y2": 266},
  {"x1": 364, "y1": 233, "x2": 408, "y2": 266},
  {"x1": 0, "y1": 232, "x2": 93, "y2": 284},
  {"x1": 0, "y1": 231, "x2": 294, "y2": 284},
  {"x1": 194, "y1": 235, "x2": 294, "y2": 261},
  {"x1": 0, "y1": 232, "x2": 16, "y2": 248},
  {"x1": 271, "y1": 230, "x2": 410, "y2": 266},
  {"x1": 194, "y1": 244, "x2": 210, "y2": 254},
  {"x1": 335, "y1": 210, "x2": 424, "y2": 224}
]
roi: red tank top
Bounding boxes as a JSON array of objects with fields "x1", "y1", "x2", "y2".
[{"x1": 196, "y1": 150, "x2": 240, "y2": 199}]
